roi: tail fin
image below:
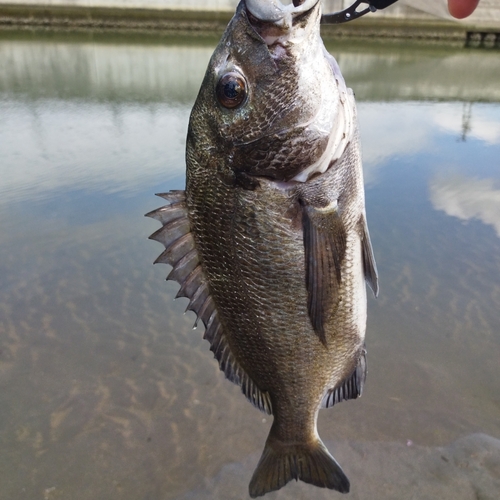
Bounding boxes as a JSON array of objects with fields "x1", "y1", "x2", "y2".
[{"x1": 249, "y1": 432, "x2": 350, "y2": 498}]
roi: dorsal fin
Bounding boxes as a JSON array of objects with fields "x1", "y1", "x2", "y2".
[{"x1": 146, "y1": 191, "x2": 272, "y2": 414}]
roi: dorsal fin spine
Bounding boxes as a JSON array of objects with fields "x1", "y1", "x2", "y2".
[
  {"x1": 186, "y1": 283, "x2": 209, "y2": 315},
  {"x1": 176, "y1": 265, "x2": 203, "y2": 299}
]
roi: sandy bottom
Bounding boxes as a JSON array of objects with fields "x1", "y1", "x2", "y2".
[{"x1": 178, "y1": 434, "x2": 500, "y2": 500}]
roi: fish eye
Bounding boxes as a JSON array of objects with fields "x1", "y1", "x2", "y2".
[{"x1": 216, "y1": 72, "x2": 247, "y2": 109}]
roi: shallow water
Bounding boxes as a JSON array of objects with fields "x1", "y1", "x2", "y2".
[{"x1": 0, "y1": 30, "x2": 499, "y2": 499}]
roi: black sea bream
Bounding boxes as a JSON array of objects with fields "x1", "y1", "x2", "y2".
[{"x1": 147, "y1": 0, "x2": 378, "y2": 496}]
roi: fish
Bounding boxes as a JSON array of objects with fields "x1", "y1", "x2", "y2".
[{"x1": 146, "y1": 0, "x2": 378, "y2": 497}]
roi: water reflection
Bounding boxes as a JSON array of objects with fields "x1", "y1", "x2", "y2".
[
  {"x1": 0, "y1": 100, "x2": 188, "y2": 202},
  {"x1": 0, "y1": 30, "x2": 499, "y2": 500},
  {"x1": 2, "y1": 32, "x2": 500, "y2": 104},
  {"x1": 0, "y1": 32, "x2": 214, "y2": 103},
  {"x1": 434, "y1": 103, "x2": 500, "y2": 144},
  {"x1": 430, "y1": 175, "x2": 500, "y2": 237}
]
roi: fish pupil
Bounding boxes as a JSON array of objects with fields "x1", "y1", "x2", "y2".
[
  {"x1": 224, "y1": 81, "x2": 240, "y2": 99},
  {"x1": 216, "y1": 72, "x2": 247, "y2": 109}
]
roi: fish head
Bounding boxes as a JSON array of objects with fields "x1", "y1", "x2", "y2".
[{"x1": 187, "y1": 0, "x2": 354, "y2": 184}]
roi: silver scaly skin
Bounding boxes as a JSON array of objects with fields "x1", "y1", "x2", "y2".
[{"x1": 147, "y1": 0, "x2": 378, "y2": 497}]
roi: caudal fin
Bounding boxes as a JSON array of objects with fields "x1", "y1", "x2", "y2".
[{"x1": 248, "y1": 433, "x2": 350, "y2": 498}]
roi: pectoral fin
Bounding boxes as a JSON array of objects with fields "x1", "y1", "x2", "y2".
[
  {"x1": 301, "y1": 200, "x2": 346, "y2": 345},
  {"x1": 359, "y1": 215, "x2": 379, "y2": 297}
]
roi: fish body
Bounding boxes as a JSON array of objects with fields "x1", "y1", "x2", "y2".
[{"x1": 147, "y1": 0, "x2": 378, "y2": 497}]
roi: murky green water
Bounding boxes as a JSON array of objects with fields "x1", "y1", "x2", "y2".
[{"x1": 1, "y1": 30, "x2": 499, "y2": 500}]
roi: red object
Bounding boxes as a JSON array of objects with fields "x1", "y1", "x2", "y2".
[{"x1": 448, "y1": 0, "x2": 480, "y2": 19}]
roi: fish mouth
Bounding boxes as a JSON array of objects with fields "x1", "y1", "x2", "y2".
[
  {"x1": 245, "y1": 0, "x2": 320, "y2": 45},
  {"x1": 245, "y1": 0, "x2": 319, "y2": 24}
]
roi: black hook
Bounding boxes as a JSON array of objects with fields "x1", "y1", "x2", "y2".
[{"x1": 321, "y1": 0, "x2": 399, "y2": 25}]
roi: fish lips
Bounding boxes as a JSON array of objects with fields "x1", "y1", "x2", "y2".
[
  {"x1": 244, "y1": 0, "x2": 321, "y2": 46},
  {"x1": 245, "y1": 0, "x2": 320, "y2": 24}
]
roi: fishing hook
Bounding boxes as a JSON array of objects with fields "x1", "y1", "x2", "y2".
[{"x1": 321, "y1": 0, "x2": 399, "y2": 24}]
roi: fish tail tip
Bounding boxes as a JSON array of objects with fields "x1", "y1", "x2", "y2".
[{"x1": 249, "y1": 436, "x2": 350, "y2": 497}]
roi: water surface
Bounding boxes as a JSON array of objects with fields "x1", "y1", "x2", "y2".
[{"x1": 1, "y1": 30, "x2": 499, "y2": 499}]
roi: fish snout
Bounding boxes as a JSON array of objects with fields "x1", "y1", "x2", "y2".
[{"x1": 246, "y1": 0, "x2": 320, "y2": 25}]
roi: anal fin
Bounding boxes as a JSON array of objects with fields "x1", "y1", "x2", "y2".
[{"x1": 322, "y1": 347, "x2": 367, "y2": 408}]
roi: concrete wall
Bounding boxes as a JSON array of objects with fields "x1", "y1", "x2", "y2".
[
  {"x1": 323, "y1": 0, "x2": 500, "y2": 25},
  {"x1": 0, "y1": 0, "x2": 498, "y2": 27},
  {"x1": 0, "y1": 1, "x2": 239, "y2": 11},
  {"x1": 400, "y1": 0, "x2": 500, "y2": 25}
]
